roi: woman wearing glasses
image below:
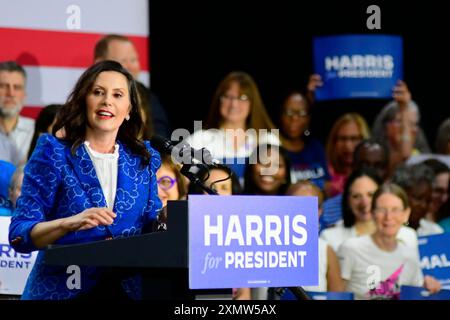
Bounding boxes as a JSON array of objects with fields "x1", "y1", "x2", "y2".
[
  {"x1": 337, "y1": 183, "x2": 441, "y2": 300},
  {"x1": 154, "y1": 155, "x2": 186, "y2": 232},
  {"x1": 186, "y1": 71, "x2": 279, "y2": 186},
  {"x1": 156, "y1": 155, "x2": 187, "y2": 208},
  {"x1": 279, "y1": 91, "x2": 329, "y2": 190},
  {"x1": 324, "y1": 113, "x2": 370, "y2": 197},
  {"x1": 320, "y1": 167, "x2": 418, "y2": 253}
]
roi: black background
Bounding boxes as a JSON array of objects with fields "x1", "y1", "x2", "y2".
[{"x1": 150, "y1": 1, "x2": 449, "y2": 148}]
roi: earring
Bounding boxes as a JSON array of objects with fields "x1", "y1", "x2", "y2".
[
  {"x1": 304, "y1": 129, "x2": 310, "y2": 136},
  {"x1": 125, "y1": 114, "x2": 130, "y2": 121}
]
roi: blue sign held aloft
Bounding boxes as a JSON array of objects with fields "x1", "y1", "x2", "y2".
[{"x1": 313, "y1": 34, "x2": 403, "y2": 100}]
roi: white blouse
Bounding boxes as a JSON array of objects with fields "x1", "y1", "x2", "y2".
[
  {"x1": 84, "y1": 141, "x2": 119, "y2": 209},
  {"x1": 185, "y1": 128, "x2": 280, "y2": 159}
]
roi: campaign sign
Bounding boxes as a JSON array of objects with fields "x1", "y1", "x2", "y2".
[
  {"x1": 0, "y1": 216, "x2": 37, "y2": 295},
  {"x1": 188, "y1": 195, "x2": 318, "y2": 289},
  {"x1": 313, "y1": 35, "x2": 403, "y2": 100},
  {"x1": 418, "y1": 233, "x2": 450, "y2": 289},
  {"x1": 400, "y1": 285, "x2": 450, "y2": 300}
]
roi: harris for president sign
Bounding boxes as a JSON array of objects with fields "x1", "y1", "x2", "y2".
[
  {"x1": 313, "y1": 34, "x2": 403, "y2": 100},
  {"x1": 188, "y1": 195, "x2": 318, "y2": 289}
]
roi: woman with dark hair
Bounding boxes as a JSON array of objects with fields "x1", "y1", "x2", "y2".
[
  {"x1": 279, "y1": 91, "x2": 329, "y2": 190},
  {"x1": 338, "y1": 183, "x2": 441, "y2": 300},
  {"x1": 437, "y1": 178, "x2": 450, "y2": 231},
  {"x1": 392, "y1": 163, "x2": 443, "y2": 235},
  {"x1": 243, "y1": 144, "x2": 291, "y2": 196},
  {"x1": 204, "y1": 72, "x2": 275, "y2": 132},
  {"x1": 27, "y1": 104, "x2": 62, "y2": 160},
  {"x1": 136, "y1": 82, "x2": 154, "y2": 140},
  {"x1": 9, "y1": 60, "x2": 162, "y2": 300},
  {"x1": 320, "y1": 167, "x2": 417, "y2": 252},
  {"x1": 186, "y1": 71, "x2": 279, "y2": 184},
  {"x1": 422, "y1": 159, "x2": 449, "y2": 223},
  {"x1": 435, "y1": 118, "x2": 450, "y2": 155},
  {"x1": 187, "y1": 165, "x2": 242, "y2": 196},
  {"x1": 241, "y1": 144, "x2": 291, "y2": 300}
]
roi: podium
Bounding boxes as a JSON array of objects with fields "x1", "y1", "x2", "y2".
[{"x1": 44, "y1": 201, "x2": 195, "y2": 300}]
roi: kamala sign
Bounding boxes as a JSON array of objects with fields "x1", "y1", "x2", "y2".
[
  {"x1": 188, "y1": 195, "x2": 318, "y2": 289},
  {"x1": 418, "y1": 233, "x2": 450, "y2": 290}
]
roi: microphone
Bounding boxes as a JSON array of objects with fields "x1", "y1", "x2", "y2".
[
  {"x1": 150, "y1": 135, "x2": 222, "y2": 195},
  {"x1": 150, "y1": 135, "x2": 219, "y2": 166}
]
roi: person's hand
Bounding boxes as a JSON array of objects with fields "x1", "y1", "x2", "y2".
[
  {"x1": 60, "y1": 208, "x2": 116, "y2": 232},
  {"x1": 392, "y1": 80, "x2": 411, "y2": 110},
  {"x1": 307, "y1": 74, "x2": 323, "y2": 92},
  {"x1": 423, "y1": 275, "x2": 441, "y2": 294}
]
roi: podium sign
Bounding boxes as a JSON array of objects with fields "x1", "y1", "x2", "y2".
[
  {"x1": 188, "y1": 195, "x2": 318, "y2": 289},
  {"x1": 0, "y1": 216, "x2": 37, "y2": 295}
]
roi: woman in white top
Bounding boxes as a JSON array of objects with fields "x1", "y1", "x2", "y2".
[
  {"x1": 338, "y1": 183, "x2": 441, "y2": 300},
  {"x1": 186, "y1": 71, "x2": 279, "y2": 183},
  {"x1": 321, "y1": 168, "x2": 417, "y2": 252}
]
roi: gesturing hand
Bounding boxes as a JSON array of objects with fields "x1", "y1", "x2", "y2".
[
  {"x1": 60, "y1": 208, "x2": 117, "y2": 232},
  {"x1": 307, "y1": 74, "x2": 323, "y2": 92},
  {"x1": 392, "y1": 80, "x2": 412, "y2": 109}
]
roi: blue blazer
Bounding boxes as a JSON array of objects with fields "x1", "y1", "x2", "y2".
[{"x1": 9, "y1": 134, "x2": 162, "y2": 299}]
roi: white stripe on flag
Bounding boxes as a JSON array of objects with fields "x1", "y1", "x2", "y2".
[{"x1": 0, "y1": 0, "x2": 149, "y2": 36}]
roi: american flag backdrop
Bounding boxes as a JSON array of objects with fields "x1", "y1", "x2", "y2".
[
  {"x1": 0, "y1": 0, "x2": 149, "y2": 295},
  {"x1": 0, "y1": 0, "x2": 150, "y2": 119}
]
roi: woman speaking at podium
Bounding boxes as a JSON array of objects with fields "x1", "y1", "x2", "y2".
[{"x1": 9, "y1": 60, "x2": 162, "y2": 299}]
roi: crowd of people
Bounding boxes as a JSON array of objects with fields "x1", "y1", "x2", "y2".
[{"x1": 1, "y1": 33, "x2": 450, "y2": 300}]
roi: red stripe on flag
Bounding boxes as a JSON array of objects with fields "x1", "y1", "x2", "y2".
[
  {"x1": 21, "y1": 106, "x2": 44, "y2": 119},
  {"x1": 0, "y1": 27, "x2": 149, "y2": 71}
]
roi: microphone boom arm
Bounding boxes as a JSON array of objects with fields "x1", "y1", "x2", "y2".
[{"x1": 180, "y1": 163, "x2": 218, "y2": 195}]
